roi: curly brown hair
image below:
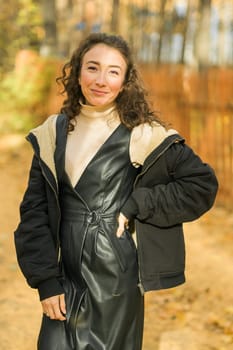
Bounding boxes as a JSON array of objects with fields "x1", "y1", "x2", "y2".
[{"x1": 56, "y1": 32, "x2": 162, "y2": 131}]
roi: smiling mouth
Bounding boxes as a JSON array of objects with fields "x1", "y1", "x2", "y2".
[{"x1": 91, "y1": 89, "x2": 108, "y2": 95}]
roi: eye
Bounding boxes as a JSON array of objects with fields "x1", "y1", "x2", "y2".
[
  {"x1": 87, "y1": 65, "x2": 97, "y2": 71},
  {"x1": 109, "y1": 69, "x2": 119, "y2": 76}
]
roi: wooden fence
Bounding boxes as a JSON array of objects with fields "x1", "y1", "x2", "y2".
[{"x1": 141, "y1": 65, "x2": 233, "y2": 210}]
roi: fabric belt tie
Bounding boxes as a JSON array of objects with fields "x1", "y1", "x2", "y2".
[{"x1": 61, "y1": 209, "x2": 117, "y2": 224}]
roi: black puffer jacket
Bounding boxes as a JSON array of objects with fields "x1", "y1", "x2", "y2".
[
  {"x1": 121, "y1": 134, "x2": 218, "y2": 292},
  {"x1": 14, "y1": 115, "x2": 218, "y2": 299}
]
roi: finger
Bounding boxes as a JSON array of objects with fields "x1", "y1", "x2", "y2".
[
  {"x1": 51, "y1": 300, "x2": 66, "y2": 321},
  {"x1": 46, "y1": 304, "x2": 56, "y2": 319},
  {"x1": 49, "y1": 305, "x2": 65, "y2": 321},
  {"x1": 42, "y1": 307, "x2": 50, "y2": 317},
  {"x1": 59, "y1": 294, "x2": 66, "y2": 316},
  {"x1": 116, "y1": 222, "x2": 125, "y2": 237},
  {"x1": 116, "y1": 226, "x2": 124, "y2": 237},
  {"x1": 41, "y1": 295, "x2": 66, "y2": 321},
  {"x1": 119, "y1": 214, "x2": 129, "y2": 230},
  {"x1": 41, "y1": 300, "x2": 51, "y2": 317},
  {"x1": 118, "y1": 212, "x2": 128, "y2": 226},
  {"x1": 41, "y1": 297, "x2": 56, "y2": 318},
  {"x1": 116, "y1": 213, "x2": 128, "y2": 237}
]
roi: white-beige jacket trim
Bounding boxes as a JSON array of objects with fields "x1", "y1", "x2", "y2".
[{"x1": 30, "y1": 114, "x2": 58, "y2": 182}]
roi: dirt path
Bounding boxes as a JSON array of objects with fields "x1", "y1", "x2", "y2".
[{"x1": 0, "y1": 134, "x2": 233, "y2": 350}]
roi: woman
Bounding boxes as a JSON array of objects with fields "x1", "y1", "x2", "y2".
[{"x1": 14, "y1": 33, "x2": 218, "y2": 350}]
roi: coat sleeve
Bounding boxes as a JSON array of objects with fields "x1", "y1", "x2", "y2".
[
  {"x1": 14, "y1": 155, "x2": 64, "y2": 300},
  {"x1": 121, "y1": 142, "x2": 218, "y2": 227}
]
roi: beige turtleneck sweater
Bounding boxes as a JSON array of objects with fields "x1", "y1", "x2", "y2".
[{"x1": 65, "y1": 103, "x2": 177, "y2": 187}]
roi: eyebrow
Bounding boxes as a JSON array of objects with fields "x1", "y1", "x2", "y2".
[{"x1": 86, "y1": 60, "x2": 122, "y2": 70}]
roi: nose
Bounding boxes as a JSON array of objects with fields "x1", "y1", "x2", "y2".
[{"x1": 95, "y1": 71, "x2": 106, "y2": 85}]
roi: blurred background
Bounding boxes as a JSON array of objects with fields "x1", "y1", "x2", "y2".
[
  {"x1": 0, "y1": 0, "x2": 232, "y2": 208},
  {"x1": 0, "y1": 1, "x2": 233, "y2": 349}
]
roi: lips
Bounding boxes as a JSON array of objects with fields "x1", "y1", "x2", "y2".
[{"x1": 91, "y1": 89, "x2": 108, "y2": 95}]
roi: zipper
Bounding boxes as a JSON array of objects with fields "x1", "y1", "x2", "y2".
[
  {"x1": 39, "y1": 159, "x2": 61, "y2": 258},
  {"x1": 136, "y1": 222, "x2": 145, "y2": 295},
  {"x1": 138, "y1": 274, "x2": 145, "y2": 295},
  {"x1": 134, "y1": 136, "x2": 183, "y2": 293}
]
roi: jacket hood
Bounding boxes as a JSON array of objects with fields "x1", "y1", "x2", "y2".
[
  {"x1": 130, "y1": 121, "x2": 179, "y2": 166},
  {"x1": 27, "y1": 114, "x2": 58, "y2": 182}
]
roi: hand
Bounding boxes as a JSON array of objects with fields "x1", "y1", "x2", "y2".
[
  {"x1": 116, "y1": 213, "x2": 129, "y2": 237},
  {"x1": 41, "y1": 293, "x2": 66, "y2": 321}
]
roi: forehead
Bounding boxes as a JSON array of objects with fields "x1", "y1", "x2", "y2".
[{"x1": 82, "y1": 44, "x2": 127, "y2": 68}]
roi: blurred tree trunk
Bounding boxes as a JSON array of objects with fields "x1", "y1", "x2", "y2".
[
  {"x1": 180, "y1": 0, "x2": 191, "y2": 64},
  {"x1": 194, "y1": 0, "x2": 212, "y2": 68},
  {"x1": 56, "y1": 0, "x2": 74, "y2": 57},
  {"x1": 218, "y1": 5, "x2": 225, "y2": 65},
  {"x1": 111, "y1": 0, "x2": 120, "y2": 32},
  {"x1": 217, "y1": 3, "x2": 232, "y2": 65},
  {"x1": 157, "y1": 0, "x2": 167, "y2": 63},
  {"x1": 40, "y1": 0, "x2": 57, "y2": 56}
]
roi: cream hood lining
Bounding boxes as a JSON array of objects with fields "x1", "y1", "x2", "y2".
[
  {"x1": 30, "y1": 114, "x2": 58, "y2": 182},
  {"x1": 130, "y1": 122, "x2": 178, "y2": 166}
]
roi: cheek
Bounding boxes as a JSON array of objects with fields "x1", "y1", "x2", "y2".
[
  {"x1": 109, "y1": 79, "x2": 124, "y2": 93},
  {"x1": 79, "y1": 72, "x2": 93, "y2": 87}
]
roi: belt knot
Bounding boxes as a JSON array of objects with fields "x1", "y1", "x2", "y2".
[{"x1": 88, "y1": 211, "x2": 101, "y2": 224}]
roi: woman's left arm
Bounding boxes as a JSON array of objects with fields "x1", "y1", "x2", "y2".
[{"x1": 122, "y1": 142, "x2": 218, "y2": 227}]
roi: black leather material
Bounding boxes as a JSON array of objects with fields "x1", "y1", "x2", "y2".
[{"x1": 38, "y1": 124, "x2": 144, "y2": 350}]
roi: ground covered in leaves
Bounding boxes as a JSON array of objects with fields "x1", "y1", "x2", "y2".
[{"x1": 0, "y1": 134, "x2": 233, "y2": 349}]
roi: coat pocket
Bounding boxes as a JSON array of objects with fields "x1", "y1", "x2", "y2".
[{"x1": 115, "y1": 230, "x2": 137, "y2": 272}]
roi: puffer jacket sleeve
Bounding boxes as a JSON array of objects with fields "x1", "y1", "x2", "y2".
[
  {"x1": 14, "y1": 155, "x2": 64, "y2": 300},
  {"x1": 122, "y1": 142, "x2": 218, "y2": 227}
]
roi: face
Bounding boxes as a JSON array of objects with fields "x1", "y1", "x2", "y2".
[{"x1": 79, "y1": 44, "x2": 127, "y2": 107}]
